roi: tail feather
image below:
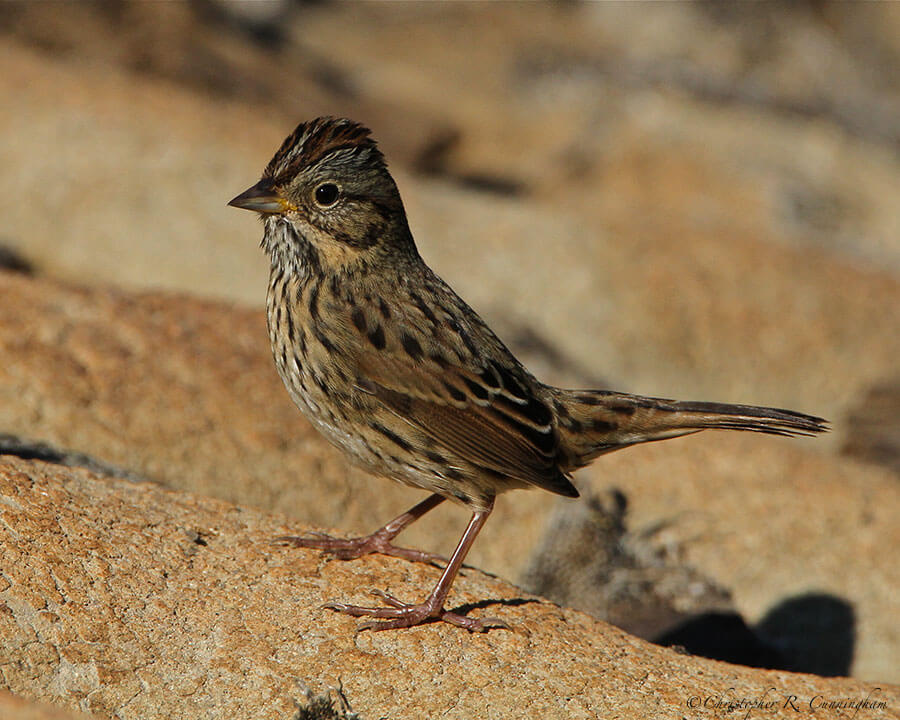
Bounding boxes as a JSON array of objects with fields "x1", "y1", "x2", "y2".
[
  {"x1": 551, "y1": 389, "x2": 828, "y2": 469},
  {"x1": 662, "y1": 400, "x2": 828, "y2": 437}
]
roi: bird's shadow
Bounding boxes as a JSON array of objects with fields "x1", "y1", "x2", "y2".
[
  {"x1": 451, "y1": 596, "x2": 541, "y2": 617},
  {"x1": 654, "y1": 592, "x2": 855, "y2": 676}
]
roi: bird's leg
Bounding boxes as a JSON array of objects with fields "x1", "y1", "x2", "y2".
[
  {"x1": 275, "y1": 493, "x2": 446, "y2": 565},
  {"x1": 324, "y1": 498, "x2": 506, "y2": 632}
]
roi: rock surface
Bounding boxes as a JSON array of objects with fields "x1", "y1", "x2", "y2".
[
  {"x1": 1, "y1": 457, "x2": 897, "y2": 720},
  {"x1": 1, "y1": 2, "x2": 899, "y2": 714},
  {"x1": 2, "y1": 270, "x2": 898, "y2": 682}
]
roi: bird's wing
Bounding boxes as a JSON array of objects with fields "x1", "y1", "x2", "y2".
[{"x1": 346, "y1": 290, "x2": 578, "y2": 498}]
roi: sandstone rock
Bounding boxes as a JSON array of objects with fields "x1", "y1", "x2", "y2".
[
  {"x1": 1, "y1": 457, "x2": 896, "y2": 720},
  {"x1": 0, "y1": 271, "x2": 367, "y2": 529},
  {"x1": 2, "y1": 0, "x2": 900, "y2": 690},
  {"x1": 2, "y1": 271, "x2": 898, "y2": 682}
]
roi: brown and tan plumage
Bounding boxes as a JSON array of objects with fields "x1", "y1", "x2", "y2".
[{"x1": 229, "y1": 117, "x2": 827, "y2": 631}]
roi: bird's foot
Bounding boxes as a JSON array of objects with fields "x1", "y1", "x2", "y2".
[
  {"x1": 274, "y1": 531, "x2": 445, "y2": 566},
  {"x1": 323, "y1": 589, "x2": 508, "y2": 632}
]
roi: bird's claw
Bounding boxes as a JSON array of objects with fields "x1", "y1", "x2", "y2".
[{"x1": 322, "y1": 590, "x2": 504, "y2": 632}]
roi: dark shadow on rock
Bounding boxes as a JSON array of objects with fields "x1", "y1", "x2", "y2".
[
  {"x1": 655, "y1": 593, "x2": 855, "y2": 676},
  {"x1": 0, "y1": 245, "x2": 34, "y2": 274},
  {"x1": 0, "y1": 433, "x2": 148, "y2": 482},
  {"x1": 756, "y1": 592, "x2": 855, "y2": 677},
  {"x1": 655, "y1": 612, "x2": 785, "y2": 670},
  {"x1": 451, "y1": 596, "x2": 543, "y2": 618},
  {"x1": 190, "y1": 0, "x2": 291, "y2": 50},
  {"x1": 414, "y1": 127, "x2": 526, "y2": 197},
  {"x1": 499, "y1": 320, "x2": 608, "y2": 389}
]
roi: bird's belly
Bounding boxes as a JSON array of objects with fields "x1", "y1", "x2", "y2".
[
  {"x1": 271, "y1": 355, "x2": 414, "y2": 481},
  {"x1": 274, "y1": 360, "x2": 363, "y2": 452},
  {"x1": 274, "y1": 355, "x2": 488, "y2": 503}
]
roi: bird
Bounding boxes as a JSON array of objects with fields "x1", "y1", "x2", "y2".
[{"x1": 228, "y1": 117, "x2": 828, "y2": 632}]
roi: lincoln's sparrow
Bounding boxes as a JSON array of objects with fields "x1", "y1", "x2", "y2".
[{"x1": 229, "y1": 117, "x2": 827, "y2": 632}]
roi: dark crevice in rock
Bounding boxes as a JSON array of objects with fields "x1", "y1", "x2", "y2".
[
  {"x1": 413, "y1": 128, "x2": 527, "y2": 198},
  {"x1": 0, "y1": 433, "x2": 149, "y2": 483},
  {"x1": 500, "y1": 319, "x2": 608, "y2": 389},
  {"x1": 841, "y1": 377, "x2": 900, "y2": 477},
  {"x1": 0, "y1": 245, "x2": 35, "y2": 275}
]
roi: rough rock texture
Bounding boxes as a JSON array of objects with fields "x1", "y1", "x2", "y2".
[
  {"x1": 2, "y1": 271, "x2": 898, "y2": 682},
  {"x1": 1, "y1": 457, "x2": 897, "y2": 720},
  {"x1": 0, "y1": 270, "x2": 430, "y2": 546},
  {"x1": 1, "y1": 1, "x2": 899, "y2": 708}
]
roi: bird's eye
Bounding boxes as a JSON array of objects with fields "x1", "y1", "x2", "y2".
[{"x1": 314, "y1": 183, "x2": 340, "y2": 208}]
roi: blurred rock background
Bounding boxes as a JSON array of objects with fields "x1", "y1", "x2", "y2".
[{"x1": 1, "y1": 0, "x2": 898, "y2": 688}]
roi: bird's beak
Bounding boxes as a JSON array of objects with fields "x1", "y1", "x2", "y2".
[{"x1": 228, "y1": 179, "x2": 285, "y2": 214}]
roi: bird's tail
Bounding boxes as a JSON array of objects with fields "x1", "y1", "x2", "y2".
[{"x1": 550, "y1": 388, "x2": 828, "y2": 470}]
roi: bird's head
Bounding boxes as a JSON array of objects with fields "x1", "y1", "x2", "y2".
[{"x1": 229, "y1": 117, "x2": 414, "y2": 274}]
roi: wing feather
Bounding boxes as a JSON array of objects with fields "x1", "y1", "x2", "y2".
[
  {"x1": 326, "y1": 269, "x2": 578, "y2": 498},
  {"x1": 355, "y1": 333, "x2": 575, "y2": 496}
]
